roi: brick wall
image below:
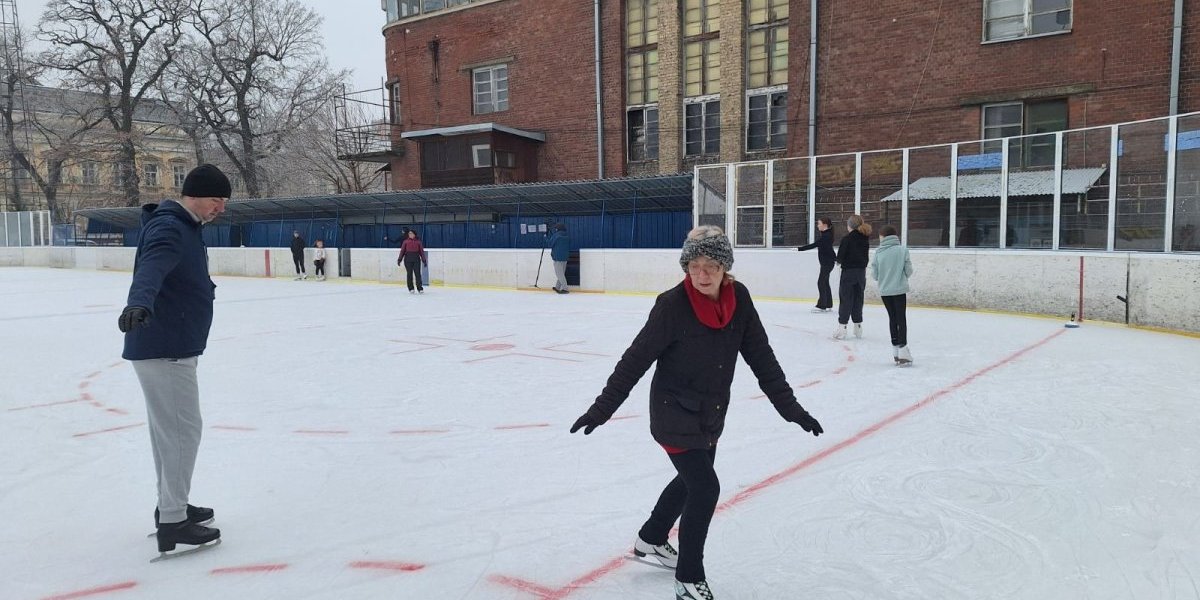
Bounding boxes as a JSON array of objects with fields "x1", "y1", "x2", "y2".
[{"x1": 383, "y1": 0, "x2": 626, "y2": 189}]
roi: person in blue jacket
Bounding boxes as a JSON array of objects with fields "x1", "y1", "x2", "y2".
[
  {"x1": 549, "y1": 223, "x2": 571, "y2": 294},
  {"x1": 117, "y1": 164, "x2": 229, "y2": 557}
]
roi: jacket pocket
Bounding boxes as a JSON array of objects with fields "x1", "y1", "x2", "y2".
[{"x1": 652, "y1": 391, "x2": 703, "y2": 435}]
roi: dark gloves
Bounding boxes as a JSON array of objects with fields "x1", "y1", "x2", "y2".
[
  {"x1": 791, "y1": 410, "x2": 823, "y2": 437},
  {"x1": 570, "y1": 413, "x2": 600, "y2": 435},
  {"x1": 117, "y1": 306, "x2": 150, "y2": 333}
]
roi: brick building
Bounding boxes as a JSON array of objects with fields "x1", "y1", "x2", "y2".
[{"x1": 374, "y1": 1, "x2": 1195, "y2": 210}]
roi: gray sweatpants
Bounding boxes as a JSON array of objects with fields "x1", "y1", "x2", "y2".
[
  {"x1": 553, "y1": 260, "x2": 568, "y2": 291},
  {"x1": 131, "y1": 357, "x2": 203, "y2": 525}
]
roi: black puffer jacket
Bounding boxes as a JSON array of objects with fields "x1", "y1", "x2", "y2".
[{"x1": 586, "y1": 280, "x2": 813, "y2": 449}]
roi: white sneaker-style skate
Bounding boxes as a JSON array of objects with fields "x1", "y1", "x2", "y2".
[
  {"x1": 293, "y1": 275, "x2": 302, "y2": 280},
  {"x1": 675, "y1": 579, "x2": 715, "y2": 600},
  {"x1": 301, "y1": 274, "x2": 308, "y2": 280},
  {"x1": 832, "y1": 324, "x2": 847, "y2": 340},
  {"x1": 853, "y1": 323, "x2": 863, "y2": 338},
  {"x1": 893, "y1": 345, "x2": 900, "y2": 364},
  {"x1": 897, "y1": 345, "x2": 913, "y2": 366},
  {"x1": 632, "y1": 536, "x2": 678, "y2": 568},
  {"x1": 811, "y1": 307, "x2": 831, "y2": 313}
]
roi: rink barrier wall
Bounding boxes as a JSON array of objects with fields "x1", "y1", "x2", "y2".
[{"x1": 2, "y1": 246, "x2": 1197, "y2": 334}]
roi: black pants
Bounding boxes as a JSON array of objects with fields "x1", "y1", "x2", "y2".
[
  {"x1": 816, "y1": 263, "x2": 834, "y2": 309},
  {"x1": 838, "y1": 268, "x2": 866, "y2": 324},
  {"x1": 638, "y1": 447, "x2": 719, "y2": 584},
  {"x1": 314, "y1": 259, "x2": 325, "y2": 277},
  {"x1": 292, "y1": 254, "x2": 305, "y2": 274},
  {"x1": 882, "y1": 294, "x2": 908, "y2": 347},
  {"x1": 404, "y1": 259, "x2": 423, "y2": 291}
]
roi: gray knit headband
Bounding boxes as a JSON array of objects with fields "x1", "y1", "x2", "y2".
[{"x1": 679, "y1": 234, "x2": 734, "y2": 272}]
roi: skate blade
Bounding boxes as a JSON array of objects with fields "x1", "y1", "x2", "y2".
[
  {"x1": 897, "y1": 360, "x2": 913, "y2": 367},
  {"x1": 147, "y1": 518, "x2": 215, "y2": 537},
  {"x1": 626, "y1": 554, "x2": 675, "y2": 571},
  {"x1": 150, "y1": 538, "x2": 221, "y2": 563}
]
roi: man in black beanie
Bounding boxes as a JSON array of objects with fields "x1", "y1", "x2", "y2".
[{"x1": 117, "y1": 163, "x2": 230, "y2": 559}]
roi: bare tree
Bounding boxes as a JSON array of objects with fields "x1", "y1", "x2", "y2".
[
  {"x1": 38, "y1": 0, "x2": 187, "y2": 207},
  {"x1": 278, "y1": 93, "x2": 386, "y2": 195},
  {"x1": 174, "y1": 0, "x2": 345, "y2": 198}
]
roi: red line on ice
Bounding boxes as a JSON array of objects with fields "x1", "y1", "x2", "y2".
[
  {"x1": 294, "y1": 429, "x2": 350, "y2": 435},
  {"x1": 7, "y1": 397, "x2": 88, "y2": 411},
  {"x1": 210, "y1": 563, "x2": 289, "y2": 575},
  {"x1": 609, "y1": 414, "x2": 641, "y2": 421},
  {"x1": 491, "y1": 329, "x2": 1065, "y2": 599},
  {"x1": 72, "y1": 423, "x2": 144, "y2": 438},
  {"x1": 349, "y1": 560, "x2": 426, "y2": 572},
  {"x1": 495, "y1": 423, "x2": 551, "y2": 430},
  {"x1": 390, "y1": 429, "x2": 451, "y2": 435},
  {"x1": 211, "y1": 425, "x2": 258, "y2": 432},
  {"x1": 41, "y1": 581, "x2": 137, "y2": 600}
]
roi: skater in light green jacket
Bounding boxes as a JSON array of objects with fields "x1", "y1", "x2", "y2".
[{"x1": 871, "y1": 225, "x2": 914, "y2": 365}]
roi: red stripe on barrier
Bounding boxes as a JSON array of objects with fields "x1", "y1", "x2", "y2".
[
  {"x1": 348, "y1": 560, "x2": 426, "y2": 572},
  {"x1": 492, "y1": 329, "x2": 1065, "y2": 599},
  {"x1": 41, "y1": 581, "x2": 137, "y2": 600},
  {"x1": 72, "y1": 423, "x2": 144, "y2": 438},
  {"x1": 211, "y1": 563, "x2": 289, "y2": 575},
  {"x1": 264, "y1": 249, "x2": 271, "y2": 278}
]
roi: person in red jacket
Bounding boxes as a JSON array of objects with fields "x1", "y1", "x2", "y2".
[
  {"x1": 397, "y1": 230, "x2": 428, "y2": 294},
  {"x1": 570, "y1": 225, "x2": 823, "y2": 600}
]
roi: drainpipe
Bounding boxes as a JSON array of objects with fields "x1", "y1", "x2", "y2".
[
  {"x1": 808, "y1": 0, "x2": 818, "y2": 157},
  {"x1": 595, "y1": 0, "x2": 605, "y2": 178},
  {"x1": 1170, "y1": 0, "x2": 1184, "y2": 115}
]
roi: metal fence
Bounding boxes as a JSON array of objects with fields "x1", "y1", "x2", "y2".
[
  {"x1": 698, "y1": 111, "x2": 1200, "y2": 253},
  {"x1": 1, "y1": 211, "x2": 52, "y2": 246}
]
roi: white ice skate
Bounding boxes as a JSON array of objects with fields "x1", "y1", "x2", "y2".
[
  {"x1": 893, "y1": 345, "x2": 900, "y2": 364},
  {"x1": 832, "y1": 324, "x2": 847, "y2": 340},
  {"x1": 810, "y1": 307, "x2": 831, "y2": 313},
  {"x1": 675, "y1": 579, "x2": 715, "y2": 600},
  {"x1": 301, "y1": 274, "x2": 308, "y2": 280},
  {"x1": 897, "y1": 345, "x2": 913, "y2": 367},
  {"x1": 853, "y1": 323, "x2": 863, "y2": 338},
  {"x1": 631, "y1": 536, "x2": 678, "y2": 569}
]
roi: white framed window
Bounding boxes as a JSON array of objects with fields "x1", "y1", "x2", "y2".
[
  {"x1": 81, "y1": 161, "x2": 99, "y2": 185},
  {"x1": 473, "y1": 64, "x2": 509, "y2": 115},
  {"x1": 382, "y1": 0, "x2": 420, "y2": 21},
  {"x1": 746, "y1": 88, "x2": 786, "y2": 152},
  {"x1": 627, "y1": 105, "x2": 659, "y2": 161},
  {"x1": 984, "y1": 0, "x2": 1071, "y2": 43},
  {"x1": 173, "y1": 164, "x2": 187, "y2": 188},
  {"x1": 142, "y1": 163, "x2": 159, "y2": 187},
  {"x1": 685, "y1": 97, "x2": 721, "y2": 157},
  {"x1": 472, "y1": 144, "x2": 492, "y2": 168},
  {"x1": 981, "y1": 99, "x2": 1068, "y2": 167},
  {"x1": 389, "y1": 81, "x2": 403, "y2": 125}
]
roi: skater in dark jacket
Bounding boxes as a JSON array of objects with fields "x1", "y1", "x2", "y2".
[
  {"x1": 833, "y1": 214, "x2": 872, "y2": 340},
  {"x1": 290, "y1": 231, "x2": 307, "y2": 280},
  {"x1": 118, "y1": 164, "x2": 228, "y2": 557},
  {"x1": 397, "y1": 230, "x2": 428, "y2": 294},
  {"x1": 797, "y1": 217, "x2": 836, "y2": 312},
  {"x1": 570, "y1": 225, "x2": 823, "y2": 600}
]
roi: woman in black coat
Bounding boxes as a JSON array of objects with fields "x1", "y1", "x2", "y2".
[
  {"x1": 834, "y1": 214, "x2": 872, "y2": 339},
  {"x1": 797, "y1": 217, "x2": 836, "y2": 312},
  {"x1": 570, "y1": 225, "x2": 823, "y2": 600}
]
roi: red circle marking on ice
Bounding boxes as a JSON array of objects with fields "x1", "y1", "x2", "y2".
[{"x1": 471, "y1": 343, "x2": 516, "y2": 351}]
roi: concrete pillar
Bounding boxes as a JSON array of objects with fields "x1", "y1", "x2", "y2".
[
  {"x1": 720, "y1": 1, "x2": 746, "y2": 163},
  {"x1": 657, "y1": 0, "x2": 683, "y2": 174}
]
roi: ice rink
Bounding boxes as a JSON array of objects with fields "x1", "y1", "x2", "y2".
[{"x1": 3, "y1": 267, "x2": 1199, "y2": 600}]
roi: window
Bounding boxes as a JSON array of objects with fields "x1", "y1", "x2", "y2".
[
  {"x1": 684, "y1": 0, "x2": 720, "y2": 37},
  {"x1": 984, "y1": 0, "x2": 1071, "y2": 42},
  {"x1": 684, "y1": 40, "x2": 721, "y2": 98},
  {"x1": 473, "y1": 65, "x2": 509, "y2": 115},
  {"x1": 747, "y1": 0, "x2": 787, "y2": 26},
  {"x1": 472, "y1": 144, "x2": 492, "y2": 168},
  {"x1": 685, "y1": 99, "x2": 721, "y2": 157},
  {"x1": 747, "y1": 91, "x2": 786, "y2": 151},
  {"x1": 627, "y1": 0, "x2": 658, "y2": 48},
  {"x1": 495, "y1": 150, "x2": 516, "y2": 168},
  {"x1": 81, "y1": 161, "x2": 99, "y2": 185},
  {"x1": 142, "y1": 163, "x2": 159, "y2": 187},
  {"x1": 389, "y1": 81, "x2": 403, "y2": 125},
  {"x1": 747, "y1": 24, "x2": 787, "y2": 89},
  {"x1": 627, "y1": 107, "x2": 659, "y2": 161},
  {"x1": 627, "y1": 50, "x2": 660, "y2": 105},
  {"x1": 982, "y1": 99, "x2": 1068, "y2": 167},
  {"x1": 173, "y1": 164, "x2": 187, "y2": 188},
  {"x1": 383, "y1": 0, "x2": 420, "y2": 21}
]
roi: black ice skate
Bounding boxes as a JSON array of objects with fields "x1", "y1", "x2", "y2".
[
  {"x1": 148, "y1": 504, "x2": 214, "y2": 538},
  {"x1": 151, "y1": 521, "x2": 221, "y2": 562}
]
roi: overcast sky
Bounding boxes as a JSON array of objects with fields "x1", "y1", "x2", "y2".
[{"x1": 12, "y1": 0, "x2": 388, "y2": 92}]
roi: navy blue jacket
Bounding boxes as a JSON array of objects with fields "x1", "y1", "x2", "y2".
[
  {"x1": 122, "y1": 201, "x2": 216, "y2": 360},
  {"x1": 549, "y1": 231, "x2": 570, "y2": 262}
]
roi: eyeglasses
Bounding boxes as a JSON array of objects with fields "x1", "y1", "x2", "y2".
[{"x1": 687, "y1": 261, "x2": 724, "y2": 276}]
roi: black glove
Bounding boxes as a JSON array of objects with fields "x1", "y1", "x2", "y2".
[
  {"x1": 792, "y1": 411, "x2": 823, "y2": 437},
  {"x1": 117, "y1": 306, "x2": 150, "y2": 333},
  {"x1": 569, "y1": 413, "x2": 600, "y2": 435}
]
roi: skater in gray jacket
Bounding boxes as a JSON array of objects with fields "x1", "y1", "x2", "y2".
[{"x1": 871, "y1": 225, "x2": 914, "y2": 365}]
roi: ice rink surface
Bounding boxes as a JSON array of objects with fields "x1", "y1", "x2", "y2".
[{"x1": 2, "y1": 267, "x2": 1198, "y2": 600}]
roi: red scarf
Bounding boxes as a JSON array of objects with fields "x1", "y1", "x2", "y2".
[{"x1": 683, "y1": 274, "x2": 736, "y2": 329}]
